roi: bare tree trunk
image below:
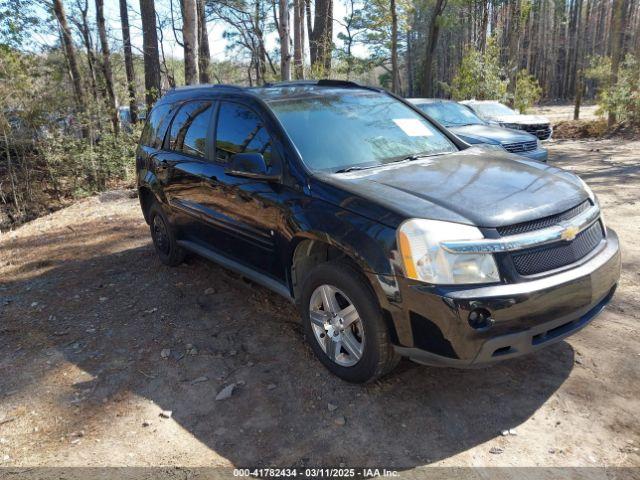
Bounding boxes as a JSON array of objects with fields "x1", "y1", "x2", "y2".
[
  {"x1": 293, "y1": 0, "x2": 304, "y2": 79},
  {"x1": 506, "y1": 0, "x2": 522, "y2": 106},
  {"x1": 53, "y1": 0, "x2": 85, "y2": 113},
  {"x1": 183, "y1": 0, "x2": 199, "y2": 84},
  {"x1": 573, "y1": 0, "x2": 588, "y2": 119},
  {"x1": 279, "y1": 0, "x2": 291, "y2": 80},
  {"x1": 309, "y1": 0, "x2": 332, "y2": 74},
  {"x1": 119, "y1": 0, "x2": 138, "y2": 123},
  {"x1": 254, "y1": 1, "x2": 268, "y2": 83},
  {"x1": 197, "y1": 0, "x2": 211, "y2": 83},
  {"x1": 73, "y1": 0, "x2": 99, "y2": 103},
  {"x1": 305, "y1": 0, "x2": 314, "y2": 64},
  {"x1": 390, "y1": 0, "x2": 399, "y2": 93},
  {"x1": 157, "y1": 10, "x2": 176, "y2": 88},
  {"x1": 423, "y1": 0, "x2": 447, "y2": 96},
  {"x1": 608, "y1": 0, "x2": 627, "y2": 126},
  {"x1": 406, "y1": 28, "x2": 413, "y2": 96},
  {"x1": 478, "y1": 0, "x2": 489, "y2": 52},
  {"x1": 139, "y1": 0, "x2": 162, "y2": 108},
  {"x1": 96, "y1": 0, "x2": 119, "y2": 134}
]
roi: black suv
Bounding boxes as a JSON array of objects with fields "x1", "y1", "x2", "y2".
[{"x1": 136, "y1": 80, "x2": 620, "y2": 383}]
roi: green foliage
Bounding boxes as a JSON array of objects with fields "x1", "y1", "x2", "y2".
[
  {"x1": 585, "y1": 55, "x2": 611, "y2": 83},
  {"x1": 0, "y1": 45, "x2": 141, "y2": 228},
  {"x1": 0, "y1": 123, "x2": 140, "y2": 229},
  {"x1": 599, "y1": 55, "x2": 640, "y2": 126},
  {"x1": 0, "y1": 0, "x2": 45, "y2": 48},
  {"x1": 447, "y1": 39, "x2": 540, "y2": 110},
  {"x1": 378, "y1": 71, "x2": 391, "y2": 89},
  {"x1": 42, "y1": 127, "x2": 140, "y2": 198},
  {"x1": 447, "y1": 37, "x2": 508, "y2": 101},
  {"x1": 345, "y1": 0, "x2": 412, "y2": 82},
  {"x1": 587, "y1": 55, "x2": 640, "y2": 126},
  {"x1": 514, "y1": 69, "x2": 542, "y2": 113}
]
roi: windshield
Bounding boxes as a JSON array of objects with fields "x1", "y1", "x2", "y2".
[
  {"x1": 418, "y1": 102, "x2": 484, "y2": 127},
  {"x1": 267, "y1": 91, "x2": 457, "y2": 172},
  {"x1": 472, "y1": 102, "x2": 517, "y2": 117}
]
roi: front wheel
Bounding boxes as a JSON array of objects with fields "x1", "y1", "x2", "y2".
[{"x1": 300, "y1": 261, "x2": 400, "y2": 383}]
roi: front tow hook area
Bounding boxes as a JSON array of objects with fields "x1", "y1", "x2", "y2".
[{"x1": 468, "y1": 308, "x2": 495, "y2": 330}]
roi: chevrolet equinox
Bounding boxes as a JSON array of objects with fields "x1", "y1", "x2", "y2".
[{"x1": 136, "y1": 80, "x2": 620, "y2": 383}]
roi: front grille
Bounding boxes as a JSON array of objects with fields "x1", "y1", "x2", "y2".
[
  {"x1": 497, "y1": 200, "x2": 591, "y2": 236},
  {"x1": 503, "y1": 140, "x2": 538, "y2": 153},
  {"x1": 521, "y1": 124, "x2": 552, "y2": 140},
  {"x1": 511, "y1": 221, "x2": 604, "y2": 275}
]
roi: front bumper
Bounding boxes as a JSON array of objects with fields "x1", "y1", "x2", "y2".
[
  {"x1": 393, "y1": 229, "x2": 621, "y2": 367},
  {"x1": 519, "y1": 147, "x2": 548, "y2": 162}
]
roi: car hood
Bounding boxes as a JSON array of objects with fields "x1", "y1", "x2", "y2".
[
  {"x1": 315, "y1": 146, "x2": 588, "y2": 228},
  {"x1": 492, "y1": 114, "x2": 550, "y2": 125},
  {"x1": 449, "y1": 124, "x2": 536, "y2": 144}
]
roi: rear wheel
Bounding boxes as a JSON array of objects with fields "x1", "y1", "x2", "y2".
[
  {"x1": 300, "y1": 261, "x2": 400, "y2": 383},
  {"x1": 149, "y1": 203, "x2": 185, "y2": 266}
]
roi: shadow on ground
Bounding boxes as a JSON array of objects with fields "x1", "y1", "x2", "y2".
[
  {"x1": 550, "y1": 141, "x2": 640, "y2": 189},
  {"x1": 0, "y1": 232, "x2": 575, "y2": 469}
]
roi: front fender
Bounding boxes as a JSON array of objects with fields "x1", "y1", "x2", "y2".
[{"x1": 286, "y1": 197, "x2": 402, "y2": 306}]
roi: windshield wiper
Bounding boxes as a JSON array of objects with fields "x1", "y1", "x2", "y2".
[
  {"x1": 334, "y1": 153, "x2": 439, "y2": 173},
  {"x1": 334, "y1": 165, "x2": 374, "y2": 173},
  {"x1": 402, "y1": 152, "x2": 437, "y2": 161},
  {"x1": 335, "y1": 157, "x2": 407, "y2": 173}
]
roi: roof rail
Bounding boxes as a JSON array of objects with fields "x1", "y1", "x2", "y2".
[
  {"x1": 209, "y1": 83, "x2": 245, "y2": 91},
  {"x1": 167, "y1": 83, "x2": 245, "y2": 93},
  {"x1": 316, "y1": 79, "x2": 361, "y2": 88},
  {"x1": 262, "y1": 79, "x2": 382, "y2": 92}
]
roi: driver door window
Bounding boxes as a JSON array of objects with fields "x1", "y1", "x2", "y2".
[{"x1": 215, "y1": 102, "x2": 272, "y2": 165}]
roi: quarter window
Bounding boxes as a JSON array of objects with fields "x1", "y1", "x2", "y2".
[
  {"x1": 215, "y1": 102, "x2": 272, "y2": 165},
  {"x1": 140, "y1": 103, "x2": 175, "y2": 148},
  {"x1": 168, "y1": 101, "x2": 213, "y2": 158}
]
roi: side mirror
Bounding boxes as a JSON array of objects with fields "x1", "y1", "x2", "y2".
[{"x1": 225, "y1": 152, "x2": 280, "y2": 182}]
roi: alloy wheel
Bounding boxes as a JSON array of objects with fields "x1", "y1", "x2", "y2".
[{"x1": 309, "y1": 284, "x2": 365, "y2": 367}]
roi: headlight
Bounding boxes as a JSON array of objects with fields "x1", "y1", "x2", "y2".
[
  {"x1": 577, "y1": 176, "x2": 606, "y2": 230},
  {"x1": 577, "y1": 176, "x2": 595, "y2": 202},
  {"x1": 397, "y1": 219, "x2": 500, "y2": 285}
]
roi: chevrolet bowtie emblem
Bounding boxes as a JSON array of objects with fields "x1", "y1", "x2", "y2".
[{"x1": 561, "y1": 225, "x2": 579, "y2": 242}]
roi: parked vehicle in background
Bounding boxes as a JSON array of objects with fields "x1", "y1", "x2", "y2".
[
  {"x1": 118, "y1": 105, "x2": 147, "y2": 131},
  {"x1": 408, "y1": 98, "x2": 548, "y2": 162},
  {"x1": 136, "y1": 80, "x2": 619, "y2": 383},
  {"x1": 461, "y1": 100, "x2": 553, "y2": 141}
]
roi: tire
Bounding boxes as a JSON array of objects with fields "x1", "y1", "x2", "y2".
[
  {"x1": 300, "y1": 260, "x2": 400, "y2": 383},
  {"x1": 148, "y1": 202, "x2": 185, "y2": 267}
]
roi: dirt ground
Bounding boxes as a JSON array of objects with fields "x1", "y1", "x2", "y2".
[
  {"x1": 0, "y1": 139, "x2": 639, "y2": 473},
  {"x1": 530, "y1": 104, "x2": 602, "y2": 122}
]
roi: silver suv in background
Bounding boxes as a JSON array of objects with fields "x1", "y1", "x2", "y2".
[
  {"x1": 461, "y1": 100, "x2": 552, "y2": 141},
  {"x1": 408, "y1": 99, "x2": 548, "y2": 162}
]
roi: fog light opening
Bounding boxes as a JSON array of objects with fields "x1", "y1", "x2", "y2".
[{"x1": 468, "y1": 308, "x2": 494, "y2": 329}]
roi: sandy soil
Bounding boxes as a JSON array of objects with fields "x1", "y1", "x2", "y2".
[
  {"x1": 0, "y1": 140, "x2": 639, "y2": 473},
  {"x1": 529, "y1": 104, "x2": 602, "y2": 123}
]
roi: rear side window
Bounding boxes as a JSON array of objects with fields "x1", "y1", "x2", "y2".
[
  {"x1": 139, "y1": 103, "x2": 174, "y2": 148},
  {"x1": 215, "y1": 102, "x2": 272, "y2": 165},
  {"x1": 168, "y1": 101, "x2": 213, "y2": 158}
]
